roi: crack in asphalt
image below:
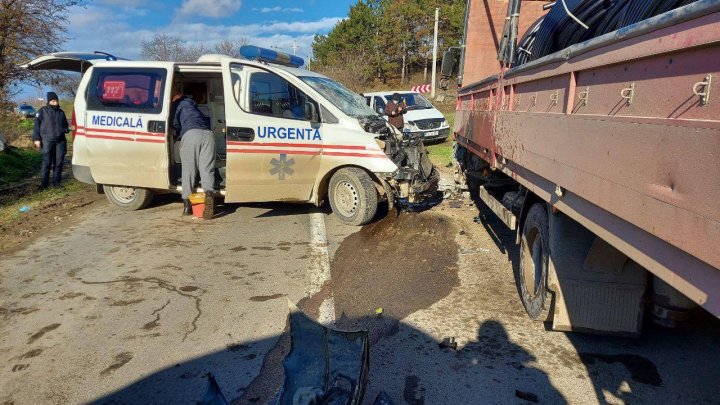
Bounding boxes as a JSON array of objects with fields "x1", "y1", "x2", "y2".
[{"x1": 79, "y1": 277, "x2": 204, "y2": 341}]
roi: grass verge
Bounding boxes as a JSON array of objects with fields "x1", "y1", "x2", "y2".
[
  {"x1": 0, "y1": 147, "x2": 41, "y2": 185},
  {"x1": 425, "y1": 101, "x2": 456, "y2": 168},
  {"x1": 0, "y1": 180, "x2": 89, "y2": 225}
]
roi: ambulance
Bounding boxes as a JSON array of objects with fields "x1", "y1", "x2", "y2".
[{"x1": 22, "y1": 47, "x2": 439, "y2": 225}]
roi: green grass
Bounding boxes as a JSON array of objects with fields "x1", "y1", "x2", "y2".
[
  {"x1": 425, "y1": 102, "x2": 456, "y2": 168},
  {"x1": 0, "y1": 148, "x2": 41, "y2": 185},
  {"x1": 0, "y1": 180, "x2": 89, "y2": 224},
  {"x1": 18, "y1": 119, "x2": 35, "y2": 131}
]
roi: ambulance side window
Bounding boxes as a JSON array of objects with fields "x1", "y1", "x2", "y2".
[
  {"x1": 248, "y1": 72, "x2": 317, "y2": 121},
  {"x1": 87, "y1": 68, "x2": 166, "y2": 113}
]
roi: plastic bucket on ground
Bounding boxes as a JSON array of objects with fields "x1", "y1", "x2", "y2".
[{"x1": 191, "y1": 203, "x2": 205, "y2": 218}]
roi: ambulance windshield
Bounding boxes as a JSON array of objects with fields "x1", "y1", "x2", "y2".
[{"x1": 300, "y1": 76, "x2": 377, "y2": 119}]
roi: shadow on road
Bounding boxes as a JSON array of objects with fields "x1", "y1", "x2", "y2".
[
  {"x1": 88, "y1": 315, "x2": 567, "y2": 404},
  {"x1": 468, "y1": 187, "x2": 720, "y2": 405}
]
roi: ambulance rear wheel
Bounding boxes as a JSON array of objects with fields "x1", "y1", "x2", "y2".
[
  {"x1": 103, "y1": 185, "x2": 154, "y2": 211},
  {"x1": 328, "y1": 168, "x2": 378, "y2": 226}
]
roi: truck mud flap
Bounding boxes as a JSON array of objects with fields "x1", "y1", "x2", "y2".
[{"x1": 278, "y1": 305, "x2": 369, "y2": 405}]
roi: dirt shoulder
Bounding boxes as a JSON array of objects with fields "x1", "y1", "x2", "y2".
[{"x1": 0, "y1": 145, "x2": 103, "y2": 254}]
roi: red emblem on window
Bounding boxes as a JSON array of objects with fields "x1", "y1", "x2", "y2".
[{"x1": 103, "y1": 80, "x2": 126, "y2": 100}]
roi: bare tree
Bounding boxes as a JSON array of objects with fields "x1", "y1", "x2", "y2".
[
  {"x1": 142, "y1": 33, "x2": 251, "y2": 62},
  {"x1": 0, "y1": 0, "x2": 83, "y2": 103},
  {"x1": 214, "y1": 39, "x2": 248, "y2": 58},
  {"x1": 141, "y1": 33, "x2": 188, "y2": 61}
]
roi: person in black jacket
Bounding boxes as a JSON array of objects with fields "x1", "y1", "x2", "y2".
[{"x1": 33, "y1": 92, "x2": 69, "y2": 190}]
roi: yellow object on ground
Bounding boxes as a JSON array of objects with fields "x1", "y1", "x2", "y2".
[{"x1": 188, "y1": 192, "x2": 206, "y2": 205}]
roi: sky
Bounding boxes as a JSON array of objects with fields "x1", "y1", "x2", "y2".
[
  {"x1": 17, "y1": 0, "x2": 354, "y2": 100},
  {"x1": 67, "y1": 0, "x2": 354, "y2": 60}
]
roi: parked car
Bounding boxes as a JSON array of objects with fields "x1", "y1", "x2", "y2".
[
  {"x1": 15, "y1": 104, "x2": 36, "y2": 119},
  {"x1": 364, "y1": 91, "x2": 450, "y2": 143}
]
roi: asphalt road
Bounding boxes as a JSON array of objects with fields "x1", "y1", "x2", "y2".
[{"x1": 0, "y1": 192, "x2": 719, "y2": 404}]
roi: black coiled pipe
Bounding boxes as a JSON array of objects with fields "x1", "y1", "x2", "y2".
[{"x1": 514, "y1": 0, "x2": 698, "y2": 65}]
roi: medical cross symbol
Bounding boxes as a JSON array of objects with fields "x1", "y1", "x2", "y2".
[{"x1": 269, "y1": 154, "x2": 295, "y2": 180}]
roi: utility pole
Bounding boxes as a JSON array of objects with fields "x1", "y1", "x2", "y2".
[
  {"x1": 431, "y1": 7, "x2": 439, "y2": 98},
  {"x1": 292, "y1": 41, "x2": 298, "y2": 55}
]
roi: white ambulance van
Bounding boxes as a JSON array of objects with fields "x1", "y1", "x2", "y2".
[{"x1": 22, "y1": 47, "x2": 438, "y2": 225}]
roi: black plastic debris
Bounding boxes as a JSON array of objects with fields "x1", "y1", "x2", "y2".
[
  {"x1": 198, "y1": 373, "x2": 229, "y2": 405},
  {"x1": 278, "y1": 303, "x2": 369, "y2": 405},
  {"x1": 372, "y1": 391, "x2": 395, "y2": 405},
  {"x1": 515, "y1": 389, "x2": 539, "y2": 403},
  {"x1": 438, "y1": 337, "x2": 458, "y2": 350}
]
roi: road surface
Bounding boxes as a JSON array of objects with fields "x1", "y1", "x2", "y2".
[{"x1": 0, "y1": 190, "x2": 718, "y2": 404}]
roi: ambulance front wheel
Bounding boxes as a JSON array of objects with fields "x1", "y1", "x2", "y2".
[
  {"x1": 103, "y1": 185, "x2": 154, "y2": 211},
  {"x1": 328, "y1": 168, "x2": 378, "y2": 226}
]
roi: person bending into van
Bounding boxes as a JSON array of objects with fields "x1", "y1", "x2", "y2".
[
  {"x1": 385, "y1": 93, "x2": 407, "y2": 131},
  {"x1": 172, "y1": 90, "x2": 216, "y2": 219},
  {"x1": 33, "y1": 92, "x2": 69, "y2": 191}
]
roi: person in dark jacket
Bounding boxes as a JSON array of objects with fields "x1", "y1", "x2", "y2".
[
  {"x1": 33, "y1": 92, "x2": 69, "y2": 190},
  {"x1": 384, "y1": 92, "x2": 407, "y2": 130},
  {"x1": 172, "y1": 89, "x2": 216, "y2": 219}
]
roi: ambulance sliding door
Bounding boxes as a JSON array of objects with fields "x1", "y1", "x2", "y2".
[
  {"x1": 221, "y1": 61, "x2": 322, "y2": 202},
  {"x1": 83, "y1": 66, "x2": 173, "y2": 189}
]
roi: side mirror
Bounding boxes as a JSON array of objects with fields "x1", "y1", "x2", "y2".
[{"x1": 304, "y1": 102, "x2": 319, "y2": 122}]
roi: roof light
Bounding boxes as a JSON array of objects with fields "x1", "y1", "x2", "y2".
[{"x1": 239, "y1": 45, "x2": 304, "y2": 68}]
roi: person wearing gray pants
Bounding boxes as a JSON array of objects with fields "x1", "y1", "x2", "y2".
[{"x1": 172, "y1": 90, "x2": 217, "y2": 219}]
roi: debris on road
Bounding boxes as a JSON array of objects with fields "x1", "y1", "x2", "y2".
[
  {"x1": 199, "y1": 373, "x2": 229, "y2": 405},
  {"x1": 279, "y1": 303, "x2": 369, "y2": 405},
  {"x1": 515, "y1": 390, "x2": 539, "y2": 403},
  {"x1": 18, "y1": 205, "x2": 30, "y2": 213},
  {"x1": 373, "y1": 391, "x2": 395, "y2": 405},
  {"x1": 438, "y1": 337, "x2": 458, "y2": 350}
]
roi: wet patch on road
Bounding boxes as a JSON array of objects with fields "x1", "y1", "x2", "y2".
[
  {"x1": 27, "y1": 323, "x2": 60, "y2": 344},
  {"x1": 249, "y1": 294, "x2": 287, "y2": 302},
  {"x1": 18, "y1": 348, "x2": 43, "y2": 359},
  {"x1": 100, "y1": 352, "x2": 133, "y2": 377},
  {"x1": 109, "y1": 299, "x2": 145, "y2": 307},
  {"x1": 329, "y1": 212, "x2": 459, "y2": 325}
]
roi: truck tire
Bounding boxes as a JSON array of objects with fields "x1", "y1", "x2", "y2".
[
  {"x1": 103, "y1": 185, "x2": 154, "y2": 211},
  {"x1": 328, "y1": 168, "x2": 378, "y2": 226},
  {"x1": 517, "y1": 203, "x2": 553, "y2": 321}
]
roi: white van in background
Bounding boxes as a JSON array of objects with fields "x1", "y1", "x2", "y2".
[{"x1": 363, "y1": 91, "x2": 450, "y2": 143}]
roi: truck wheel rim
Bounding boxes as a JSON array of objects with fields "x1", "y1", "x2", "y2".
[
  {"x1": 335, "y1": 180, "x2": 359, "y2": 217},
  {"x1": 110, "y1": 186, "x2": 137, "y2": 203},
  {"x1": 522, "y1": 228, "x2": 543, "y2": 298}
]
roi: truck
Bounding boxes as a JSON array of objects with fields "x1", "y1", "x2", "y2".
[{"x1": 444, "y1": 0, "x2": 719, "y2": 335}]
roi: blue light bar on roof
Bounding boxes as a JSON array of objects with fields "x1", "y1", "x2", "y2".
[{"x1": 240, "y1": 45, "x2": 305, "y2": 68}]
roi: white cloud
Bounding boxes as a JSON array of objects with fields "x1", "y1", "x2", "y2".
[
  {"x1": 252, "y1": 6, "x2": 304, "y2": 13},
  {"x1": 62, "y1": 10, "x2": 339, "y2": 61},
  {"x1": 177, "y1": 0, "x2": 242, "y2": 18}
]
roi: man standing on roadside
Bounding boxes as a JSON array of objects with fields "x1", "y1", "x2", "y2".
[
  {"x1": 172, "y1": 88, "x2": 216, "y2": 219},
  {"x1": 33, "y1": 92, "x2": 69, "y2": 191},
  {"x1": 384, "y1": 92, "x2": 407, "y2": 131}
]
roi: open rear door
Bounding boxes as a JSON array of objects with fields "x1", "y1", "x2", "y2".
[
  {"x1": 21, "y1": 51, "x2": 129, "y2": 73},
  {"x1": 22, "y1": 52, "x2": 173, "y2": 190}
]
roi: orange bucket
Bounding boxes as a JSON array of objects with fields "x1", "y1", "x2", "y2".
[
  {"x1": 191, "y1": 203, "x2": 205, "y2": 218},
  {"x1": 188, "y1": 192, "x2": 206, "y2": 219}
]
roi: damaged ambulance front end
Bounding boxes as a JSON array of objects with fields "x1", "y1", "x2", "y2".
[{"x1": 360, "y1": 114, "x2": 440, "y2": 207}]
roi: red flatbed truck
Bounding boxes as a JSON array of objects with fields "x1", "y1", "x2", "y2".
[{"x1": 448, "y1": 0, "x2": 720, "y2": 335}]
